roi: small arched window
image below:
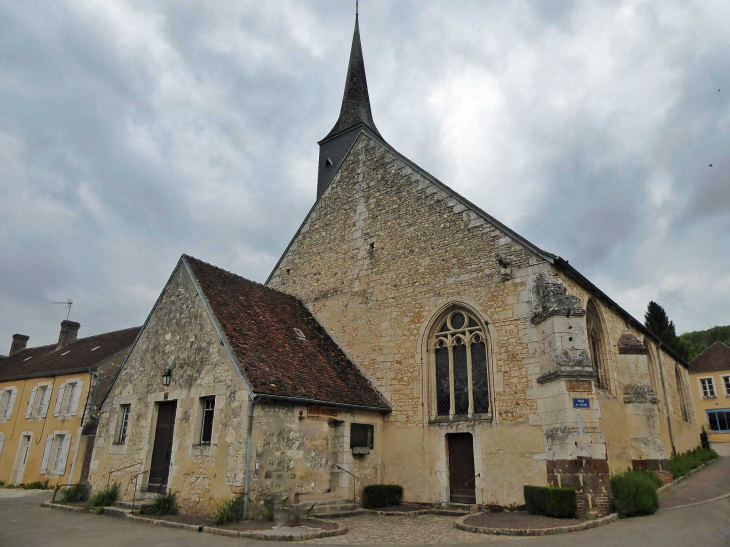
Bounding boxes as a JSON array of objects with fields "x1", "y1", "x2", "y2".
[
  {"x1": 586, "y1": 300, "x2": 609, "y2": 391},
  {"x1": 429, "y1": 308, "x2": 489, "y2": 418},
  {"x1": 675, "y1": 365, "x2": 689, "y2": 422}
]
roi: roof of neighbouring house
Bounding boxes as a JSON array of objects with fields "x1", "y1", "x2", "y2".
[
  {"x1": 688, "y1": 341, "x2": 730, "y2": 374},
  {"x1": 183, "y1": 255, "x2": 389, "y2": 411},
  {"x1": 0, "y1": 327, "x2": 141, "y2": 382}
]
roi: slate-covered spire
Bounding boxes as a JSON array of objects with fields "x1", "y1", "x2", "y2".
[
  {"x1": 322, "y1": 14, "x2": 382, "y2": 141},
  {"x1": 316, "y1": 13, "x2": 382, "y2": 199}
]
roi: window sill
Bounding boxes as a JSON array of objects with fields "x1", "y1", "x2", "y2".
[
  {"x1": 429, "y1": 414, "x2": 493, "y2": 425},
  {"x1": 702, "y1": 396, "x2": 717, "y2": 400}
]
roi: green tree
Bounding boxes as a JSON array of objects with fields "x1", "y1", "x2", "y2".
[{"x1": 644, "y1": 301, "x2": 690, "y2": 361}]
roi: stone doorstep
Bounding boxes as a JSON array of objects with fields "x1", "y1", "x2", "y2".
[
  {"x1": 455, "y1": 512, "x2": 618, "y2": 537},
  {"x1": 657, "y1": 458, "x2": 717, "y2": 496},
  {"x1": 41, "y1": 502, "x2": 347, "y2": 542},
  {"x1": 114, "y1": 500, "x2": 153, "y2": 510}
]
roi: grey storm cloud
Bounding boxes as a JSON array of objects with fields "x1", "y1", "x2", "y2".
[{"x1": 1, "y1": 0, "x2": 728, "y2": 349}]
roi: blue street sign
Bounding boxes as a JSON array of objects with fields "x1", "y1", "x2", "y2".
[{"x1": 573, "y1": 398, "x2": 590, "y2": 409}]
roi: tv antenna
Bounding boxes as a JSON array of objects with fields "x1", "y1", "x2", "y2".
[{"x1": 52, "y1": 299, "x2": 73, "y2": 320}]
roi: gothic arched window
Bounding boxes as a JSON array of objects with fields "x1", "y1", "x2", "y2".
[
  {"x1": 586, "y1": 300, "x2": 609, "y2": 391},
  {"x1": 430, "y1": 308, "x2": 489, "y2": 418},
  {"x1": 675, "y1": 365, "x2": 689, "y2": 422},
  {"x1": 644, "y1": 340, "x2": 661, "y2": 411}
]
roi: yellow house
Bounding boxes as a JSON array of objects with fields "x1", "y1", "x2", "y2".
[
  {"x1": 688, "y1": 342, "x2": 730, "y2": 456},
  {"x1": 0, "y1": 321, "x2": 139, "y2": 486}
]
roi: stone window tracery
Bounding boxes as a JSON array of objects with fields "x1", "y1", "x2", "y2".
[{"x1": 429, "y1": 309, "x2": 490, "y2": 419}]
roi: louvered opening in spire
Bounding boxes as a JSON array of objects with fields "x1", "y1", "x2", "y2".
[{"x1": 321, "y1": 14, "x2": 382, "y2": 142}]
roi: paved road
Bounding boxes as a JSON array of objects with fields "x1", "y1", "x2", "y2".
[{"x1": 1, "y1": 459, "x2": 728, "y2": 547}]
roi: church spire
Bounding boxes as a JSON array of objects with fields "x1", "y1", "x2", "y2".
[
  {"x1": 316, "y1": 10, "x2": 382, "y2": 200},
  {"x1": 321, "y1": 12, "x2": 382, "y2": 141}
]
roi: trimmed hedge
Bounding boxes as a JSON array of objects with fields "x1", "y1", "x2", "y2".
[
  {"x1": 668, "y1": 447, "x2": 718, "y2": 479},
  {"x1": 610, "y1": 470, "x2": 659, "y2": 518},
  {"x1": 523, "y1": 486, "x2": 577, "y2": 518},
  {"x1": 362, "y1": 484, "x2": 403, "y2": 509}
]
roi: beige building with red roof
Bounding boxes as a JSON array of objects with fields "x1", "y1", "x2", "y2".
[
  {"x1": 0, "y1": 322, "x2": 139, "y2": 487},
  {"x1": 688, "y1": 342, "x2": 730, "y2": 455}
]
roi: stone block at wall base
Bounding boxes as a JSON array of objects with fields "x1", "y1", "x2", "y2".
[
  {"x1": 547, "y1": 458, "x2": 611, "y2": 519},
  {"x1": 632, "y1": 459, "x2": 673, "y2": 484}
]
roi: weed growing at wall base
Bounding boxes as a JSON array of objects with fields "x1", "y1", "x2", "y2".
[
  {"x1": 89, "y1": 483, "x2": 119, "y2": 507},
  {"x1": 669, "y1": 447, "x2": 718, "y2": 479}
]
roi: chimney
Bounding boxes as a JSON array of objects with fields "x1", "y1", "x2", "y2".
[
  {"x1": 10, "y1": 334, "x2": 30, "y2": 356},
  {"x1": 58, "y1": 320, "x2": 81, "y2": 347}
]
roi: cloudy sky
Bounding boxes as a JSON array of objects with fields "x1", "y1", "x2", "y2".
[{"x1": 2, "y1": 0, "x2": 728, "y2": 349}]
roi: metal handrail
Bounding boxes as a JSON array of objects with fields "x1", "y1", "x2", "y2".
[
  {"x1": 52, "y1": 483, "x2": 86, "y2": 503},
  {"x1": 334, "y1": 464, "x2": 360, "y2": 509},
  {"x1": 103, "y1": 461, "x2": 142, "y2": 488},
  {"x1": 463, "y1": 473, "x2": 481, "y2": 488},
  {"x1": 130, "y1": 463, "x2": 170, "y2": 511}
]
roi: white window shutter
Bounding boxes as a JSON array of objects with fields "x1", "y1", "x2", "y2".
[
  {"x1": 69, "y1": 381, "x2": 83, "y2": 416},
  {"x1": 39, "y1": 388, "x2": 51, "y2": 417},
  {"x1": 0, "y1": 433, "x2": 5, "y2": 458},
  {"x1": 53, "y1": 383, "x2": 66, "y2": 417},
  {"x1": 58, "y1": 434, "x2": 72, "y2": 475},
  {"x1": 40, "y1": 435, "x2": 53, "y2": 474},
  {"x1": 25, "y1": 387, "x2": 38, "y2": 418},
  {"x1": 3, "y1": 389, "x2": 17, "y2": 420}
]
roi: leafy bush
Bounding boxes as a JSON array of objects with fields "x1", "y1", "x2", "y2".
[
  {"x1": 95, "y1": 507, "x2": 105, "y2": 515},
  {"x1": 669, "y1": 447, "x2": 718, "y2": 479},
  {"x1": 0, "y1": 480, "x2": 5, "y2": 486},
  {"x1": 523, "y1": 486, "x2": 576, "y2": 518},
  {"x1": 362, "y1": 484, "x2": 403, "y2": 509},
  {"x1": 89, "y1": 483, "x2": 120, "y2": 507},
  {"x1": 61, "y1": 484, "x2": 89, "y2": 503},
  {"x1": 208, "y1": 494, "x2": 244, "y2": 526},
  {"x1": 24, "y1": 481, "x2": 46, "y2": 490},
  {"x1": 142, "y1": 490, "x2": 178, "y2": 515},
  {"x1": 610, "y1": 470, "x2": 659, "y2": 518}
]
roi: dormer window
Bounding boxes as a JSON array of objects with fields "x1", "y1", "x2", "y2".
[
  {"x1": 294, "y1": 328, "x2": 307, "y2": 340},
  {"x1": 325, "y1": 158, "x2": 333, "y2": 167}
]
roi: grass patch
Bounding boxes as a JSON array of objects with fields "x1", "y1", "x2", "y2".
[
  {"x1": 141, "y1": 490, "x2": 178, "y2": 516},
  {"x1": 610, "y1": 470, "x2": 659, "y2": 518},
  {"x1": 89, "y1": 483, "x2": 120, "y2": 507},
  {"x1": 24, "y1": 480, "x2": 49, "y2": 490},
  {"x1": 668, "y1": 447, "x2": 718, "y2": 479},
  {"x1": 208, "y1": 494, "x2": 244, "y2": 526},
  {"x1": 61, "y1": 484, "x2": 89, "y2": 503}
]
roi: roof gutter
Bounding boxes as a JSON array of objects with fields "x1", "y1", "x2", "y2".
[{"x1": 255, "y1": 392, "x2": 391, "y2": 414}]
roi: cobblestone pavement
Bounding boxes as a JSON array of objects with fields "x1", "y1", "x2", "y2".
[{"x1": 310, "y1": 514, "x2": 511, "y2": 545}]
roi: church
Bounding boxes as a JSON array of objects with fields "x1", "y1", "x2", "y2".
[{"x1": 88, "y1": 14, "x2": 700, "y2": 519}]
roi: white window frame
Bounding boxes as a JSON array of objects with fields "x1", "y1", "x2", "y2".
[
  {"x1": 722, "y1": 375, "x2": 730, "y2": 397},
  {"x1": 25, "y1": 382, "x2": 53, "y2": 419},
  {"x1": 115, "y1": 404, "x2": 131, "y2": 445},
  {"x1": 699, "y1": 376, "x2": 716, "y2": 399},
  {"x1": 41, "y1": 432, "x2": 72, "y2": 477},
  {"x1": 0, "y1": 386, "x2": 18, "y2": 422},
  {"x1": 53, "y1": 379, "x2": 84, "y2": 418}
]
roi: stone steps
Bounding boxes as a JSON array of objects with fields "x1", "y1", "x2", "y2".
[
  {"x1": 114, "y1": 500, "x2": 153, "y2": 510},
  {"x1": 296, "y1": 497, "x2": 358, "y2": 516}
]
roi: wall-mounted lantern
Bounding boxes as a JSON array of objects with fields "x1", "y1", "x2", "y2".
[{"x1": 162, "y1": 368, "x2": 172, "y2": 387}]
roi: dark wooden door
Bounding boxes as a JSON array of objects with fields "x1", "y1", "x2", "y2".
[
  {"x1": 448, "y1": 433, "x2": 476, "y2": 504},
  {"x1": 147, "y1": 401, "x2": 177, "y2": 493}
]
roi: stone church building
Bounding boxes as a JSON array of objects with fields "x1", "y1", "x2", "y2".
[{"x1": 89, "y1": 15, "x2": 700, "y2": 518}]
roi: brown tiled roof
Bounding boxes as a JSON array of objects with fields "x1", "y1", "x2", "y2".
[
  {"x1": 688, "y1": 342, "x2": 730, "y2": 374},
  {"x1": 184, "y1": 255, "x2": 389, "y2": 411},
  {"x1": 0, "y1": 327, "x2": 140, "y2": 381}
]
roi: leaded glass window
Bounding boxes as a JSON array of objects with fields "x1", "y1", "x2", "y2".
[
  {"x1": 586, "y1": 300, "x2": 609, "y2": 391},
  {"x1": 430, "y1": 309, "x2": 490, "y2": 418}
]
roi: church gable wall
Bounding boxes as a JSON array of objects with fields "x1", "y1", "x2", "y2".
[{"x1": 269, "y1": 133, "x2": 547, "y2": 426}]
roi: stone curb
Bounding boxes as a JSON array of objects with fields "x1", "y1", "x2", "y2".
[
  {"x1": 455, "y1": 512, "x2": 618, "y2": 536},
  {"x1": 657, "y1": 458, "x2": 717, "y2": 496},
  {"x1": 42, "y1": 501, "x2": 347, "y2": 541},
  {"x1": 374, "y1": 508, "x2": 468, "y2": 517}
]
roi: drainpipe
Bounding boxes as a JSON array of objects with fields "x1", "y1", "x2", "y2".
[
  {"x1": 655, "y1": 342, "x2": 676, "y2": 456},
  {"x1": 242, "y1": 396, "x2": 257, "y2": 518}
]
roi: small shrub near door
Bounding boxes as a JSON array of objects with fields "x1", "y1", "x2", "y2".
[
  {"x1": 61, "y1": 484, "x2": 89, "y2": 503},
  {"x1": 362, "y1": 485, "x2": 404, "y2": 509},
  {"x1": 523, "y1": 486, "x2": 577, "y2": 518},
  {"x1": 89, "y1": 483, "x2": 120, "y2": 507},
  {"x1": 142, "y1": 490, "x2": 179, "y2": 515},
  {"x1": 208, "y1": 494, "x2": 244, "y2": 526},
  {"x1": 610, "y1": 470, "x2": 659, "y2": 518}
]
